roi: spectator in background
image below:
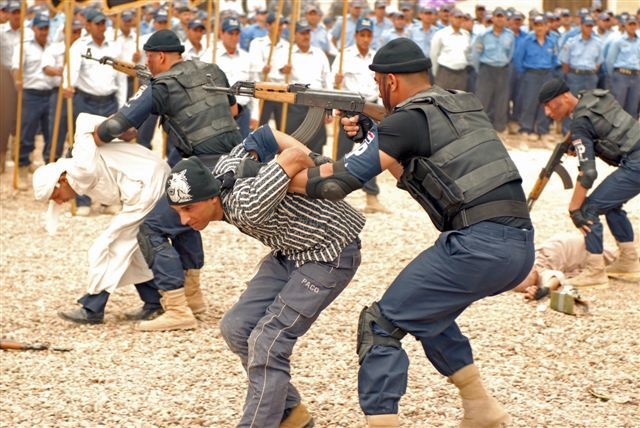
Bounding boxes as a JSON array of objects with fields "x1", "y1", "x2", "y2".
[
  {"x1": 331, "y1": 0, "x2": 364, "y2": 49},
  {"x1": 430, "y1": 8, "x2": 471, "y2": 91},
  {"x1": 606, "y1": 16, "x2": 639, "y2": 119},
  {"x1": 380, "y1": 12, "x2": 409, "y2": 46},
  {"x1": 409, "y1": 7, "x2": 438, "y2": 59},
  {"x1": 183, "y1": 19, "x2": 206, "y2": 60},
  {"x1": 371, "y1": 0, "x2": 391, "y2": 50},
  {"x1": 559, "y1": 15, "x2": 603, "y2": 96},
  {"x1": 239, "y1": 8, "x2": 267, "y2": 51}
]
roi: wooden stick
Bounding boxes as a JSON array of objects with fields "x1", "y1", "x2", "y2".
[
  {"x1": 332, "y1": 0, "x2": 349, "y2": 160},
  {"x1": 113, "y1": 13, "x2": 120, "y2": 41},
  {"x1": 12, "y1": 0, "x2": 26, "y2": 190},
  {"x1": 212, "y1": 0, "x2": 221, "y2": 63},
  {"x1": 133, "y1": 6, "x2": 141, "y2": 94},
  {"x1": 257, "y1": 0, "x2": 285, "y2": 121},
  {"x1": 206, "y1": 0, "x2": 213, "y2": 49},
  {"x1": 65, "y1": 0, "x2": 76, "y2": 215},
  {"x1": 49, "y1": 85, "x2": 64, "y2": 163},
  {"x1": 279, "y1": 0, "x2": 300, "y2": 132}
]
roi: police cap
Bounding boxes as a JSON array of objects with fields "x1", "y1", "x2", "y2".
[
  {"x1": 538, "y1": 78, "x2": 569, "y2": 104},
  {"x1": 369, "y1": 38, "x2": 431, "y2": 73},
  {"x1": 143, "y1": 29, "x2": 185, "y2": 53}
]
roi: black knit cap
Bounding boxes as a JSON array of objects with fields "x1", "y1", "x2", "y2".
[
  {"x1": 143, "y1": 29, "x2": 185, "y2": 53},
  {"x1": 369, "y1": 38, "x2": 431, "y2": 73},
  {"x1": 166, "y1": 157, "x2": 221, "y2": 206},
  {"x1": 538, "y1": 78, "x2": 570, "y2": 104}
]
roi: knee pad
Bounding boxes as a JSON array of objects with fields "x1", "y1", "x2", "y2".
[{"x1": 357, "y1": 302, "x2": 406, "y2": 364}]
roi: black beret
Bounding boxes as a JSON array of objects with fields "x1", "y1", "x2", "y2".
[
  {"x1": 369, "y1": 38, "x2": 431, "y2": 73},
  {"x1": 143, "y1": 29, "x2": 185, "y2": 53},
  {"x1": 538, "y1": 78, "x2": 570, "y2": 104},
  {"x1": 166, "y1": 157, "x2": 221, "y2": 206}
]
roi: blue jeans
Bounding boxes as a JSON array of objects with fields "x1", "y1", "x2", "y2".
[
  {"x1": 358, "y1": 222, "x2": 534, "y2": 415},
  {"x1": 18, "y1": 90, "x2": 51, "y2": 166},
  {"x1": 581, "y1": 154, "x2": 640, "y2": 254},
  {"x1": 220, "y1": 240, "x2": 361, "y2": 427}
]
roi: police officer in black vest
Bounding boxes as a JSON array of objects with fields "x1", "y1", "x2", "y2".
[
  {"x1": 58, "y1": 30, "x2": 242, "y2": 331},
  {"x1": 540, "y1": 78, "x2": 640, "y2": 288},
  {"x1": 287, "y1": 38, "x2": 535, "y2": 427}
]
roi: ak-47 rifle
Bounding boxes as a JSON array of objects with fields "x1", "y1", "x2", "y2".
[
  {"x1": 204, "y1": 80, "x2": 387, "y2": 145},
  {"x1": 527, "y1": 134, "x2": 574, "y2": 211},
  {"x1": 82, "y1": 48, "x2": 152, "y2": 82}
]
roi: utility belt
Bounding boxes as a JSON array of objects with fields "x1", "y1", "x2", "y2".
[
  {"x1": 76, "y1": 88, "x2": 116, "y2": 103},
  {"x1": 569, "y1": 68, "x2": 596, "y2": 75},
  {"x1": 23, "y1": 88, "x2": 54, "y2": 96},
  {"x1": 450, "y1": 200, "x2": 529, "y2": 230},
  {"x1": 614, "y1": 67, "x2": 640, "y2": 76}
]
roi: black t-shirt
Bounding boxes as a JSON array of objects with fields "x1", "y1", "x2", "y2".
[{"x1": 379, "y1": 108, "x2": 531, "y2": 229}]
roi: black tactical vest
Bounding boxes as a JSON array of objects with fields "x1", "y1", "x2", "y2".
[
  {"x1": 154, "y1": 60, "x2": 238, "y2": 156},
  {"x1": 573, "y1": 89, "x2": 640, "y2": 165},
  {"x1": 397, "y1": 86, "x2": 528, "y2": 231}
]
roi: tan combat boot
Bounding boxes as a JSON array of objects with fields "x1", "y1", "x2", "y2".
[
  {"x1": 366, "y1": 414, "x2": 400, "y2": 427},
  {"x1": 364, "y1": 194, "x2": 390, "y2": 214},
  {"x1": 17, "y1": 166, "x2": 30, "y2": 191},
  {"x1": 280, "y1": 402, "x2": 314, "y2": 428},
  {"x1": 449, "y1": 364, "x2": 511, "y2": 428},
  {"x1": 136, "y1": 288, "x2": 197, "y2": 331},
  {"x1": 606, "y1": 242, "x2": 640, "y2": 279},
  {"x1": 569, "y1": 253, "x2": 609, "y2": 289},
  {"x1": 184, "y1": 269, "x2": 208, "y2": 315}
]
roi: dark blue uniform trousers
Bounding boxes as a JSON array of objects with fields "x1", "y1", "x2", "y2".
[
  {"x1": 476, "y1": 64, "x2": 511, "y2": 132},
  {"x1": 582, "y1": 154, "x2": 640, "y2": 254},
  {"x1": 18, "y1": 90, "x2": 51, "y2": 166},
  {"x1": 610, "y1": 71, "x2": 640, "y2": 120},
  {"x1": 518, "y1": 69, "x2": 553, "y2": 135},
  {"x1": 133, "y1": 197, "x2": 205, "y2": 310},
  {"x1": 358, "y1": 221, "x2": 534, "y2": 415}
]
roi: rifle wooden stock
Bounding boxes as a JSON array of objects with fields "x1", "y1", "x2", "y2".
[{"x1": 111, "y1": 60, "x2": 139, "y2": 78}]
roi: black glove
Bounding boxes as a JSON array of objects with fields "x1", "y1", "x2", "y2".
[
  {"x1": 346, "y1": 113, "x2": 374, "y2": 142},
  {"x1": 308, "y1": 152, "x2": 334, "y2": 166},
  {"x1": 569, "y1": 208, "x2": 595, "y2": 229}
]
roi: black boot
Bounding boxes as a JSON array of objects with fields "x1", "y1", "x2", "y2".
[
  {"x1": 124, "y1": 305, "x2": 164, "y2": 321},
  {"x1": 58, "y1": 308, "x2": 104, "y2": 324}
]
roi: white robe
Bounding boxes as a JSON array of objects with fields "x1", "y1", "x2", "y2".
[{"x1": 68, "y1": 114, "x2": 170, "y2": 294}]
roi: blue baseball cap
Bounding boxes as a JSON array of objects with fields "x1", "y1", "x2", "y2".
[
  {"x1": 581, "y1": 15, "x2": 595, "y2": 26},
  {"x1": 532, "y1": 15, "x2": 546, "y2": 24},
  {"x1": 32, "y1": 13, "x2": 50, "y2": 28},
  {"x1": 222, "y1": 17, "x2": 241, "y2": 32},
  {"x1": 154, "y1": 9, "x2": 168, "y2": 22},
  {"x1": 188, "y1": 18, "x2": 205, "y2": 30},
  {"x1": 355, "y1": 17, "x2": 373, "y2": 33},
  {"x1": 295, "y1": 19, "x2": 311, "y2": 33},
  {"x1": 90, "y1": 12, "x2": 107, "y2": 24},
  {"x1": 121, "y1": 11, "x2": 134, "y2": 22},
  {"x1": 7, "y1": 1, "x2": 20, "y2": 12}
]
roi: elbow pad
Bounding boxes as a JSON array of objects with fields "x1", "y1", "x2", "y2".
[
  {"x1": 578, "y1": 160, "x2": 597, "y2": 189},
  {"x1": 96, "y1": 112, "x2": 132, "y2": 143},
  {"x1": 306, "y1": 159, "x2": 364, "y2": 201}
]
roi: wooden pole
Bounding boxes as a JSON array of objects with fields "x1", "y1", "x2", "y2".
[
  {"x1": 12, "y1": 0, "x2": 26, "y2": 190},
  {"x1": 206, "y1": 0, "x2": 213, "y2": 50},
  {"x1": 279, "y1": 0, "x2": 300, "y2": 133},
  {"x1": 212, "y1": 0, "x2": 221, "y2": 63},
  {"x1": 133, "y1": 6, "x2": 141, "y2": 93},
  {"x1": 113, "y1": 13, "x2": 120, "y2": 41},
  {"x1": 332, "y1": 0, "x2": 349, "y2": 160},
  {"x1": 257, "y1": 0, "x2": 285, "y2": 122},
  {"x1": 48, "y1": 86, "x2": 64, "y2": 163},
  {"x1": 65, "y1": 0, "x2": 76, "y2": 215}
]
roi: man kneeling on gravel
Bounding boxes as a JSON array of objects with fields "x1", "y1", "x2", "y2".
[
  {"x1": 32, "y1": 113, "x2": 170, "y2": 324},
  {"x1": 166, "y1": 125, "x2": 364, "y2": 428}
]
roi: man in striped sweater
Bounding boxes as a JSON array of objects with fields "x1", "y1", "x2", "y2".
[{"x1": 166, "y1": 125, "x2": 365, "y2": 428}]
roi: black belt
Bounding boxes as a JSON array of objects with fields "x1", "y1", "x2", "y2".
[
  {"x1": 525, "y1": 68, "x2": 552, "y2": 74},
  {"x1": 569, "y1": 68, "x2": 596, "y2": 75},
  {"x1": 76, "y1": 89, "x2": 116, "y2": 103},
  {"x1": 24, "y1": 88, "x2": 54, "y2": 96},
  {"x1": 614, "y1": 67, "x2": 640, "y2": 76},
  {"x1": 451, "y1": 200, "x2": 530, "y2": 230},
  {"x1": 439, "y1": 65, "x2": 468, "y2": 73},
  {"x1": 480, "y1": 63, "x2": 509, "y2": 69}
]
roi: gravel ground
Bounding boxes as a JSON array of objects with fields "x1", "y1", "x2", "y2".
[{"x1": 1, "y1": 137, "x2": 639, "y2": 427}]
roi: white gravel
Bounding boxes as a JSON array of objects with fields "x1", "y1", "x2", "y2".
[{"x1": 1, "y1": 139, "x2": 639, "y2": 427}]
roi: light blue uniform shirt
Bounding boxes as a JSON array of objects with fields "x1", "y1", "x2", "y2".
[
  {"x1": 310, "y1": 25, "x2": 330, "y2": 54},
  {"x1": 380, "y1": 28, "x2": 409, "y2": 47},
  {"x1": 474, "y1": 26, "x2": 515, "y2": 67},
  {"x1": 331, "y1": 15, "x2": 358, "y2": 48},
  {"x1": 409, "y1": 25, "x2": 438, "y2": 58},
  {"x1": 240, "y1": 24, "x2": 268, "y2": 52},
  {"x1": 559, "y1": 35, "x2": 603, "y2": 70},
  {"x1": 372, "y1": 17, "x2": 392, "y2": 50},
  {"x1": 606, "y1": 33, "x2": 640, "y2": 71}
]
